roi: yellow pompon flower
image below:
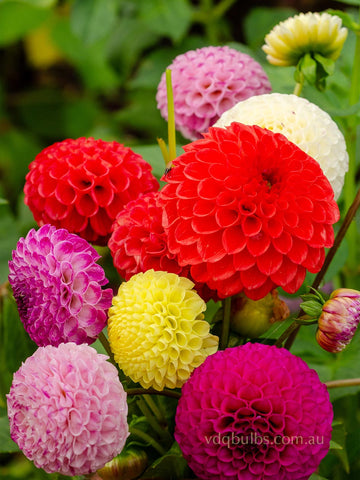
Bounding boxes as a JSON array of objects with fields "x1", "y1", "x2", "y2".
[
  {"x1": 262, "y1": 12, "x2": 348, "y2": 66},
  {"x1": 108, "y1": 270, "x2": 219, "y2": 391}
]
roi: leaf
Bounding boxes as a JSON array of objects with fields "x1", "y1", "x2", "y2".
[
  {"x1": 330, "y1": 421, "x2": 350, "y2": 473},
  {"x1": 70, "y1": 0, "x2": 118, "y2": 45},
  {"x1": 309, "y1": 475, "x2": 329, "y2": 480},
  {"x1": 0, "y1": 415, "x2": 19, "y2": 453},
  {"x1": 5, "y1": 0, "x2": 56, "y2": 7},
  {"x1": 0, "y1": 1, "x2": 50, "y2": 45},
  {"x1": 328, "y1": 0, "x2": 360, "y2": 6},
  {"x1": 137, "y1": 0, "x2": 193, "y2": 44},
  {"x1": 140, "y1": 442, "x2": 190, "y2": 479}
]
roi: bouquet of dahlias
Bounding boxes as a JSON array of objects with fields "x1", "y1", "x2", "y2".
[{"x1": 2, "y1": 3, "x2": 360, "y2": 480}]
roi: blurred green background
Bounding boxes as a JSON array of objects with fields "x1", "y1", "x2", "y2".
[{"x1": 0, "y1": 0, "x2": 359, "y2": 478}]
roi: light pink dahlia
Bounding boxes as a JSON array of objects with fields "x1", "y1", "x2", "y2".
[
  {"x1": 7, "y1": 342, "x2": 129, "y2": 476},
  {"x1": 108, "y1": 191, "x2": 217, "y2": 302},
  {"x1": 8, "y1": 224, "x2": 113, "y2": 346},
  {"x1": 156, "y1": 46, "x2": 271, "y2": 140},
  {"x1": 175, "y1": 343, "x2": 333, "y2": 480}
]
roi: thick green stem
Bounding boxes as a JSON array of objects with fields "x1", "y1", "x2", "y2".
[
  {"x1": 220, "y1": 296, "x2": 231, "y2": 350},
  {"x1": 129, "y1": 427, "x2": 167, "y2": 456},
  {"x1": 143, "y1": 394, "x2": 166, "y2": 425},
  {"x1": 293, "y1": 81, "x2": 303, "y2": 96}
]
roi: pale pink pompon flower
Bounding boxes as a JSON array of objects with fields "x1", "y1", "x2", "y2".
[
  {"x1": 156, "y1": 46, "x2": 271, "y2": 140},
  {"x1": 7, "y1": 342, "x2": 129, "y2": 476}
]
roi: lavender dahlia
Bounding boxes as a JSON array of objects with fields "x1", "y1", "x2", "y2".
[
  {"x1": 156, "y1": 46, "x2": 271, "y2": 140},
  {"x1": 8, "y1": 224, "x2": 113, "y2": 346},
  {"x1": 175, "y1": 343, "x2": 333, "y2": 480},
  {"x1": 7, "y1": 342, "x2": 129, "y2": 475}
]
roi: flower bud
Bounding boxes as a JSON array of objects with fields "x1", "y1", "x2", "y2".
[
  {"x1": 97, "y1": 449, "x2": 148, "y2": 480},
  {"x1": 230, "y1": 290, "x2": 290, "y2": 338},
  {"x1": 316, "y1": 288, "x2": 360, "y2": 353}
]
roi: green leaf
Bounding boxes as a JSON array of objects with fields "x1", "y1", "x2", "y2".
[
  {"x1": 0, "y1": 1, "x2": 50, "y2": 45},
  {"x1": 141, "y1": 442, "x2": 190, "y2": 479},
  {"x1": 330, "y1": 421, "x2": 350, "y2": 473},
  {"x1": 300, "y1": 300, "x2": 323, "y2": 318},
  {"x1": 138, "y1": 0, "x2": 193, "y2": 43},
  {"x1": 328, "y1": 0, "x2": 360, "y2": 6},
  {"x1": 70, "y1": 0, "x2": 118, "y2": 45},
  {"x1": 0, "y1": 415, "x2": 19, "y2": 453},
  {"x1": 2, "y1": 0, "x2": 56, "y2": 7},
  {"x1": 309, "y1": 475, "x2": 329, "y2": 480},
  {"x1": 297, "y1": 53, "x2": 317, "y2": 85}
]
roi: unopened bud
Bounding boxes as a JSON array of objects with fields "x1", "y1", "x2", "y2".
[
  {"x1": 316, "y1": 288, "x2": 360, "y2": 353},
  {"x1": 97, "y1": 448, "x2": 148, "y2": 480},
  {"x1": 230, "y1": 290, "x2": 290, "y2": 338}
]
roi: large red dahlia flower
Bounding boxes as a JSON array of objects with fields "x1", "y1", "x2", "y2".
[
  {"x1": 24, "y1": 137, "x2": 159, "y2": 245},
  {"x1": 159, "y1": 123, "x2": 339, "y2": 300},
  {"x1": 108, "y1": 191, "x2": 217, "y2": 302}
]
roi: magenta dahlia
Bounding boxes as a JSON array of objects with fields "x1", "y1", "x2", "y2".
[
  {"x1": 108, "y1": 191, "x2": 217, "y2": 302},
  {"x1": 156, "y1": 46, "x2": 271, "y2": 140},
  {"x1": 24, "y1": 137, "x2": 159, "y2": 245},
  {"x1": 175, "y1": 343, "x2": 333, "y2": 480},
  {"x1": 159, "y1": 123, "x2": 340, "y2": 300},
  {"x1": 8, "y1": 224, "x2": 113, "y2": 346},
  {"x1": 7, "y1": 342, "x2": 129, "y2": 475}
]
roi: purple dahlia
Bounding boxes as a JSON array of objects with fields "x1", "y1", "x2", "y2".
[{"x1": 8, "y1": 224, "x2": 113, "y2": 346}]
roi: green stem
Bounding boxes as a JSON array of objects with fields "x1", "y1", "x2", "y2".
[
  {"x1": 326, "y1": 378, "x2": 360, "y2": 389},
  {"x1": 136, "y1": 397, "x2": 173, "y2": 446},
  {"x1": 98, "y1": 331, "x2": 117, "y2": 367},
  {"x1": 129, "y1": 427, "x2": 167, "y2": 456},
  {"x1": 166, "y1": 69, "x2": 176, "y2": 166},
  {"x1": 220, "y1": 296, "x2": 231, "y2": 349},
  {"x1": 126, "y1": 387, "x2": 181, "y2": 399},
  {"x1": 293, "y1": 81, "x2": 303, "y2": 96},
  {"x1": 143, "y1": 394, "x2": 166, "y2": 425},
  {"x1": 343, "y1": 28, "x2": 360, "y2": 277}
]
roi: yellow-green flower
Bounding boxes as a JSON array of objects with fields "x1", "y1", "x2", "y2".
[
  {"x1": 262, "y1": 12, "x2": 347, "y2": 67},
  {"x1": 108, "y1": 270, "x2": 218, "y2": 391}
]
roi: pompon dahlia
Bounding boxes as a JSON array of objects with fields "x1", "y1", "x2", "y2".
[
  {"x1": 175, "y1": 343, "x2": 333, "y2": 480},
  {"x1": 24, "y1": 137, "x2": 159, "y2": 245},
  {"x1": 159, "y1": 123, "x2": 340, "y2": 300},
  {"x1": 262, "y1": 12, "x2": 347, "y2": 67},
  {"x1": 214, "y1": 93, "x2": 348, "y2": 199},
  {"x1": 107, "y1": 270, "x2": 218, "y2": 390},
  {"x1": 316, "y1": 288, "x2": 360, "y2": 353},
  {"x1": 8, "y1": 224, "x2": 113, "y2": 346},
  {"x1": 156, "y1": 46, "x2": 271, "y2": 140},
  {"x1": 108, "y1": 191, "x2": 217, "y2": 302},
  {"x1": 7, "y1": 342, "x2": 129, "y2": 476}
]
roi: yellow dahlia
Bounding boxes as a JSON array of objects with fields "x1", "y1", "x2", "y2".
[
  {"x1": 108, "y1": 270, "x2": 218, "y2": 390},
  {"x1": 262, "y1": 12, "x2": 347, "y2": 67}
]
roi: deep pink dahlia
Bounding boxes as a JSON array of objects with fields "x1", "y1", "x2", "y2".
[
  {"x1": 8, "y1": 224, "x2": 113, "y2": 346},
  {"x1": 159, "y1": 123, "x2": 340, "y2": 300},
  {"x1": 175, "y1": 343, "x2": 333, "y2": 480},
  {"x1": 108, "y1": 191, "x2": 217, "y2": 302},
  {"x1": 7, "y1": 343, "x2": 128, "y2": 475},
  {"x1": 24, "y1": 137, "x2": 159, "y2": 245},
  {"x1": 156, "y1": 46, "x2": 271, "y2": 140}
]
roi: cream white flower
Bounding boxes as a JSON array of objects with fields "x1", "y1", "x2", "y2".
[
  {"x1": 262, "y1": 12, "x2": 348, "y2": 66},
  {"x1": 214, "y1": 93, "x2": 348, "y2": 199}
]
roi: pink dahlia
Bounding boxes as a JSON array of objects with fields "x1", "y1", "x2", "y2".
[
  {"x1": 8, "y1": 224, "x2": 113, "y2": 346},
  {"x1": 159, "y1": 123, "x2": 340, "y2": 300},
  {"x1": 156, "y1": 46, "x2": 271, "y2": 140},
  {"x1": 7, "y1": 343, "x2": 128, "y2": 475},
  {"x1": 108, "y1": 191, "x2": 217, "y2": 302},
  {"x1": 175, "y1": 343, "x2": 333, "y2": 480},
  {"x1": 24, "y1": 137, "x2": 159, "y2": 245}
]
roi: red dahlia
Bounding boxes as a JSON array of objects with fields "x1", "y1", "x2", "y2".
[
  {"x1": 24, "y1": 137, "x2": 159, "y2": 245},
  {"x1": 159, "y1": 123, "x2": 340, "y2": 300},
  {"x1": 108, "y1": 191, "x2": 217, "y2": 302}
]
